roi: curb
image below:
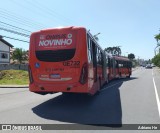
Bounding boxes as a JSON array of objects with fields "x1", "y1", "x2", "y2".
[{"x1": 0, "y1": 85, "x2": 29, "y2": 88}]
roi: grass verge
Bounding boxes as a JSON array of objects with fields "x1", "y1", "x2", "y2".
[{"x1": 0, "y1": 70, "x2": 29, "y2": 85}]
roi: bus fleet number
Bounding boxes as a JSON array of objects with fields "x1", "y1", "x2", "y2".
[{"x1": 63, "y1": 61, "x2": 80, "y2": 67}]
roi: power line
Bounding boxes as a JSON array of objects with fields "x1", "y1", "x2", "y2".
[
  {"x1": 0, "y1": 23, "x2": 28, "y2": 35},
  {"x1": 0, "y1": 14, "x2": 39, "y2": 30},
  {"x1": 25, "y1": 0, "x2": 75, "y2": 25},
  {"x1": 0, "y1": 27, "x2": 30, "y2": 38},
  {"x1": 0, "y1": 21, "x2": 31, "y2": 33},
  {"x1": 0, "y1": 8, "x2": 46, "y2": 30},
  {"x1": 0, "y1": 13, "x2": 41, "y2": 30},
  {"x1": 6, "y1": 0, "x2": 48, "y2": 28},
  {"x1": 11, "y1": 0, "x2": 76, "y2": 26},
  {"x1": 11, "y1": 0, "x2": 65, "y2": 25},
  {"x1": 34, "y1": 0, "x2": 78, "y2": 24},
  {"x1": 0, "y1": 8, "x2": 46, "y2": 28},
  {"x1": 1, "y1": 35, "x2": 29, "y2": 43}
]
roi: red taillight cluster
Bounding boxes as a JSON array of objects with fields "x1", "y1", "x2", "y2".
[
  {"x1": 79, "y1": 63, "x2": 88, "y2": 84},
  {"x1": 28, "y1": 65, "x2": 33, "y2": 84}
]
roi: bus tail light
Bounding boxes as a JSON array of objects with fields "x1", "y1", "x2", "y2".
[
  {"x1": 28, "y1": 65, "x2": 33, "y2": 84},
  {"x1": 79, "y1": 63, "x2": 88, "y2": 84}
]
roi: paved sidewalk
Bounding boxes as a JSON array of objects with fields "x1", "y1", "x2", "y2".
[{"x1": 0, "y1": 85, "x2": 28, "y2": 88}]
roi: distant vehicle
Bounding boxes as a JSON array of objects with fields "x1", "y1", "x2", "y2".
[{"x1": 145, "y1": 64, "x2": 152, "y2": 69}]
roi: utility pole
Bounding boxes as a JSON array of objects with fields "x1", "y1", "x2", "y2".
[{"x1": 93, "y1": 33, "x2": 100, "y2": 41}]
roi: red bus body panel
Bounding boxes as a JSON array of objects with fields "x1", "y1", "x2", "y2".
[
  {"x1": 29, "y1": 26, "x2": 132, "y2": 95},
  {"x1": 29, "y1": 27, "x2": 100, "y2": 95}
]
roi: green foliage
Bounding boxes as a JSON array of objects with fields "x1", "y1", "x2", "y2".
[
  {"x1": 105, "y1": 47, "x2": 113, "y2": 54},
  {"x1": 154, "y1": 34, "x2": 160, "y2": 43},
  {"x1": 128, "y1": 53, "x2": 135, "y2": 60},
  {"x1": 105, "y1": 46, "x2": 121, "y2": 56},
  {"x1": 152, "y1": 54, "x2": 160, "y2": 67},
  {"x1": 131, "y1": 60, "x2": 138, "y2": 68},
  {"x1": 0, "y1": 70, "x2": 29, "y2": 85},
  {"x1": 11, "y1": 48, "x2": 27, "y2": 64}
]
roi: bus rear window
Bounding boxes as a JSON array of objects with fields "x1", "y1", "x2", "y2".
[{"x1": 35, "y1": 49, "x2": 75, "y2": 62}]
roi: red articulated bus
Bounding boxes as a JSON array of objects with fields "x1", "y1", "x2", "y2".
[
  {"x1": 29, "y1": 26, "x2": 107, "y2": 95},
  {"x1": 28, "y1": 26, "x2": 132, "y2": 95},
  {"x1": 106, "y1": 53, "x2": 132, "y2": 81}
]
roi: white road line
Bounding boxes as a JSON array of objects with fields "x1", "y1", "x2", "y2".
[{"x1": 152, "y1": 69, "x2": 160, "y2": 118}]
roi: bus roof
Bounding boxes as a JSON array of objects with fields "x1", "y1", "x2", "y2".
[
  {"x1": 30, "y1": 26, "x2": 104, "y2": 53},
  {"x1": 31, "y1": 26, "x2": 87, "y2": 34}
]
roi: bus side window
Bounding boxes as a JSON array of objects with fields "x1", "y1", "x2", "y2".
[
  {"x1": 110, "y1": 59, "x2": 113, "y2": 68},
  {"x1": 106, "y1": 56, "x2": 109, "y2": 67},
  {"x1": 123, "y1": 61, "x2": 126, "y2": 68},
  {"x1": 126, "y1": 61, "x2": 129, "y2": 68},
  {"x1": 118, "y1": 60, "x2": 123, "y2": 68},
  {"x1": 100, "y1": 52, "x2": 103, "y2": 65},
  {"x1": 97, "y1": 49, "x2": 102, "y2": 65},
  {"x1": 108, "y1": 57, "x2": 111, "y2": 68},
  {"x1": 96, "y1": 48, "x2": 100, "y2": 65},
  {"x1": 92, "y1": 41, "x2": 97, "y2": 67},
  {"x1": 116, "y1": 60, "x2": 119, "y2": 68},
  {"x1": 87, "y1": 35, "x2": 93, "y2": 63}
]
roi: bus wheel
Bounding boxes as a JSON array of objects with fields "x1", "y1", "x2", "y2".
[{"x1": 95, "y1": 78, "x2": 101, "y2": 95}]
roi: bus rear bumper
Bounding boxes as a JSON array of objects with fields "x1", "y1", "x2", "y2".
[{"x1": 29, "y1": 82, "x2": 89, "y2": 94}]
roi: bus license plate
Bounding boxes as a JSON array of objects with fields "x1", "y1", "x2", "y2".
[{"x1": 50, "y1": 74, "x2": 60, "y2": 79}]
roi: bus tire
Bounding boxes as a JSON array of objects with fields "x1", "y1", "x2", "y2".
[{"x1": 96, "y1": 78, "x2": 101, "y2": 95}]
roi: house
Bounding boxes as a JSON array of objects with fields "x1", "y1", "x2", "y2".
[{"x1": 0, "y1": 36, "x2": 14, "y2": 64}]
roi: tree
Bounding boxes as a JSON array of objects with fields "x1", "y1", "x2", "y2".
[
  {"x1": 112, "y1": 46, "x2": 121, "y2": 56},
  {"x1": 11, "y1": 48, "x2": 28, "y2": 64},
  {"x1": 128, "y1": 53, "x2": 135, "y2": 60},
  {"x1": 154, "y1": 34, "x2": 160, "y2": 44},
  {"x1": 105, "y1": 46, "x2": 121, "y2": 56},
  {"x1": 104, "y1": 47, "x2": 113, "y2": 54},
  {"x1": 152, "y1": 54, "x2": 160, "y2": 67}
]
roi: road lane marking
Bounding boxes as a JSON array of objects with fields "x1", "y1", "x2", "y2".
[{"x1": 152, "y1": 69, "x2": 160, "y2": 118}]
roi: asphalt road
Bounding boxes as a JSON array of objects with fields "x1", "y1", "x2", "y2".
[{"x1": 0, "y1": 67, "x2": 160, "y2": 132}]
